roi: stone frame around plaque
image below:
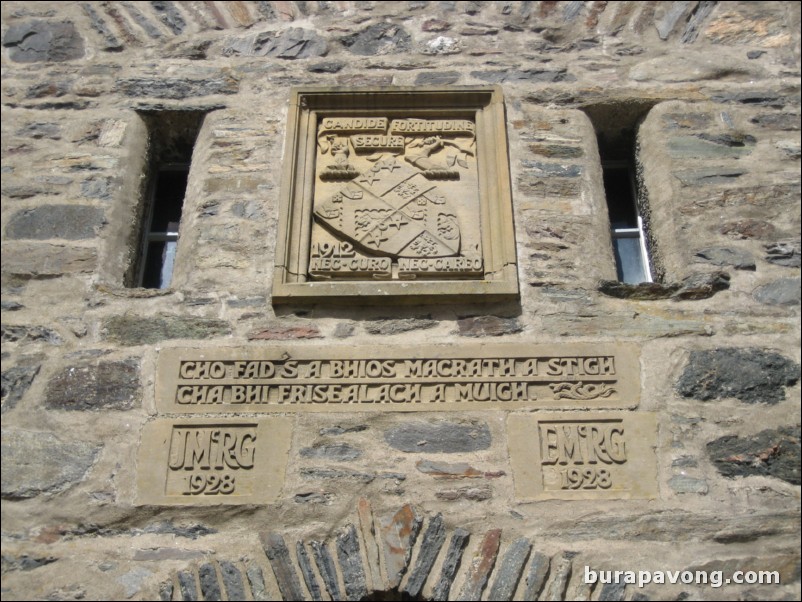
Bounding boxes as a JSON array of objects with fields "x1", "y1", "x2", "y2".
[{"x1": 272, "y1": 86, "x2": 519, "y2": 304}]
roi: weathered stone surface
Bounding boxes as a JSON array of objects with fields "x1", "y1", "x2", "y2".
[
  {"x1": 310, "y1": 541, "x2": 342, "y2": 601},
  {"x1": 294, "y1": 491, "x2": 333, "y2": 504},
  {"x1": 488, "y1": 537, "x2": 531, "y2": 601},
  {"x1": 694, "y1": 247, "x2": 755, "y2": 270},
  {"x1": 673, "y1": 271, "x2": 731, "y2": 300},
  {"x1": 2, "y1": 20, "x2": 84, "y2": 62},
  {"x1": 379, "y1": 504, "x2": 422, "y2": 589},
  {"x1": 528, "y1": 143, "x2": 583, "y2": 159},
  {"x1": 385, "y1": 420, "x2": 491, "y2": 453},
  {"x1": 1, "y1": 364, "x2": 40, "y2": 413},
  {"x1": 598, "y1": 581, "x2": 627, "y2": 601},
  {"x1": 364, "y1": 318, "x2": 437, "y2": 335},
  {"x1": 80, "y1": 2, "x2": 122, "y2": 51},
  {"x1": 198, "y1": 563, "x2": 222, "y2": 601},
  {"x1": 336, "y1": 524, "x2": 367, "y2": 600},
  {"x1": 414, "y1": 71, "x2": 460, "y2": 85},
  {"x1": 707, "y1": 426, "x2": 800, "y2": 485},
  {"x1": 295, "y1": 543, "x2": 322, "y2": 602},
  {"x1": 402, "y1": 514, "x2": 446, "y2": 598},
  {"x1": 677, "y1": 348, "x2": 799, "y2": 405},
  {"x1": 116, "y1": 75, "x2": 239, "y2": 98},
  {"x1": 1, "y1": 429, "x2": 100, "y2": 499},
  {"x1": 436, "y1": 485, "x2": 492, "y2": 501},
  {"x1": 674, "y1": 167, "x2": 746, "y2": 186},
  {"x1": 44, "y1": 359, "x2": 140, "y2": 411},
  {"x1": 720, "y1": 218, "x2": 777, "y2": 239},
  {"x1": 456, "y1": 529, "x2": 501, "y2": 601},
  {"x1": 765, "y1": 240, "x2": 801, "y2": 267},
  {"x1": 668, "y1": 135, "x2": 753, "y2": 158},
  {"x1": 420, "y1": 35, "x2": 462, "y2": 55},
  {"x1": 5, "y1": 205, "x2": 105, "y2": 240},
  {"x1": 356, "y1": 498, "x2": 382, "y2": 593},
  {"x1": 749, "y1": 113, "x2": 800, "y2": 130},
  {"x1": 103, "y1": 315, "x2": 231, "y2": 345},
  {"x1": 245, "y1": 565, "x2": 269, "y2": 601},
  {"x1": 225, "y1": 28, "x2": 328, "y2": 59},
  {"x1": 416, "y1": 459, "x2": 483, "y2": 478},
  {"x1": 631, "y1": 54, "x2": 751, "y2": 82},
  {"x1": 261, "y1": 532, "x2": 306, "y2": 602},
  {"x1": 176, "y1": 570, "x2": 198, "y2": 601},
  {"x1": 300, "y1": 442, "x2": 362, "y2": 461},
  {"x1": 1, "y1": 554, "x2": 57, "y2": 572},
  {"x1": 457, "y1": 316, "x2": 522, "y2": 337},
  {"x1": 753, "y1": 278, "x2": 801, "y2": 306},
  {"x1": 307, "y1": 61, "x2": 343, "y2": 73},
  {"x1": 301, "y1": 468, "x2": 376, "y2": 483},
  {"x1": 542, "y1": 552, "x2": 576, "y2": 601},
  {"x1": 150, "y1": 0, "x2": 186, "y2": 34},
  {"x1": 1, "y1": 325, "x2": 62, "y2": 345},
  {"x1": 668, "y1": 475, "x2": 709, "y2": 494},
  {"x1": 472, "y1": 68, "x2": 574, "y2": 83},
  {"x1": 599, "y1": 271, "x2": 730, "y2": 301},
  {"x1": 522, "y1": 551, "x2": 551, "y2": 600},
  {"x1": 15, "y1": 121, "x2": 62, "y2": 139},
  {"x1": 519, "y1": 160, "x2": 582, "y2": 177},
  {"x1": 432, "y1": 528, "x2": 470, "y2": 601},
  {"x1": 341, "y1": 23, "x2": 411, "y2": 55},
  {"x1": 247, "y1": 324, "x2": 322, "y2": 340}
]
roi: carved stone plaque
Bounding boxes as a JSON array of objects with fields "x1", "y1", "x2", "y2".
[
  {"x1": 155, "y1": 343, "x2": 640, "y2": 413},
  {"x1": 137, "y1": 417, "x2": 292, "y2": 505},
  {"x1": 508, "y1": 413, "x2": 658, "y2": 500},
  {"x1": 273, "y1": 87, "x2": 518, "y2": 303}
]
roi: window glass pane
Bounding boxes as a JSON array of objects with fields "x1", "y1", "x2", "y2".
[
  {"x1": 613, "y1": 236, "x2": 649, "y2": 284},
  {"x1": 141, "y1": 241, "x2": 167, "y2": 289}
]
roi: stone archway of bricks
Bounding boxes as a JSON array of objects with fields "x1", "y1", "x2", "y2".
[{"x1": 160, "y1": 499, "x2": 623, "y2": 601}]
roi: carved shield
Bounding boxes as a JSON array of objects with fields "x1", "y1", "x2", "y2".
[{"x1": 314, "y1": 157, "x2": 461, "y2": 258}]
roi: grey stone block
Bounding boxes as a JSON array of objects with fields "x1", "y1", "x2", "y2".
[
  {"x1": 707, "y1": 426, "x2": 800, "y2": 485},
  {"x1": 753, "y1": 278, "x2": 801, "y2": 306},
  {"x1": 45, "y1": 359, "x2": 141, "y2": 411},
  {"x1": 5, "y1": 205, "x2": 105, "y2": 240},
  {"x1": 1, "y1": 429, "x2": 100, "y2": 499},
  {"x1": 677, "y1": 348, "x2": 799, "y2": 405},
  {"x1": 385, "y1": 420, "x2": 491, "y2": 453},
  {"x1": 3, "y1": 20, "x2": 84, "y2": 62}
]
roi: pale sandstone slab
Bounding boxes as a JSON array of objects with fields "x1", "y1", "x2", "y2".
[
  {"x1": 272, "y1": 86, "x2": 518, "y2": 304},
  {"x1": 508, "y1": 412, "x2": 658, "y2": 500},
  {"x1": 155, "y1": 343, "x2": 640, "y2": 413},
  {"x1": 136, "y1": 417, "x2": 292, "y2": 506}
]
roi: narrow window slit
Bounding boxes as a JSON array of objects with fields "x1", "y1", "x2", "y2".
[
  {"x1": 603, "y1": 161, "x2": 652, "y2": 284},
  {"x1": 583, "y1": 102, "x2": 657, "y2": 284},
  {"x1": 127, "y1": 111, "x2": 206, "y2": 289}
]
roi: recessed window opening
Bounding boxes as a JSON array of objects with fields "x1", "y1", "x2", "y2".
[
  {"x1": 583, "y1": 102, "x2": 657, "y2": 284},
  {"x1": 128, "y1": 111, "x2": 205, "y2": 289},
  {"x1": 603, "y1": 160, "x2": 652, "y2": 284}
]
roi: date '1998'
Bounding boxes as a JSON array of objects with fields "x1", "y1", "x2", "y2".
[{"x1": 184, "y1": 473, "x2": 235, "y2": 495}]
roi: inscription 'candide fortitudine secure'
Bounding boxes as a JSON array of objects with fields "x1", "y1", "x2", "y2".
[{"x1": 155, "y1": 344, "x2": 639, "y2": 413}]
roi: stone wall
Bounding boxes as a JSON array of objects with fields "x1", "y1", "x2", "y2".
[{"x1": 1, "y1": 2, "x2": 800, "y2": 600}]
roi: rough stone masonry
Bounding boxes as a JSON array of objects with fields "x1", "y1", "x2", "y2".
[{"x1": 1, "y1": 2, "x2": 800, "y2": 601}]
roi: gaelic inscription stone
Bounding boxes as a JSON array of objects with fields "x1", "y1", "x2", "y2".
[
  {"x1": 155, "y1": 343, "x2": 640, "y2": 413},
  {"x1": 273, "y1": 87, "x2": 518, "y2": 303},
  {"x1": 508, "y1": 413, "x2": 658, "y2": 500}
]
